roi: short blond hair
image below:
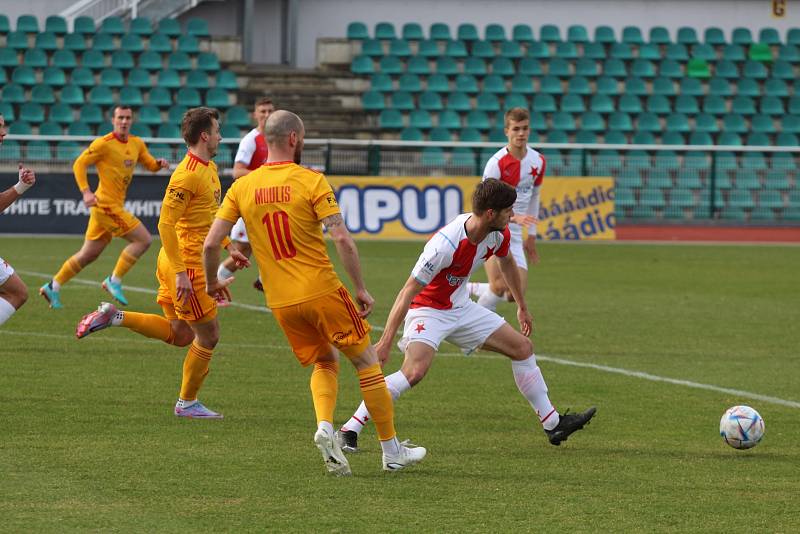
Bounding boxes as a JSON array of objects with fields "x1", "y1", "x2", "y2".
[{"x1": 504, "y1": 107, "x2": 530, "y2": 128}]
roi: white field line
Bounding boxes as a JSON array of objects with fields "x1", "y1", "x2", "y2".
[{"x1": 2, "y1": 328, "x2": 798, "y2": 409}]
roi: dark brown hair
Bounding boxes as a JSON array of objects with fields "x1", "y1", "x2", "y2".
[
  {"x1": 472, "y1": 179, "x2": 516, "y2": 214},
  {"x1": 181, "y1": 107, "x2": 219, "y2": 145},
  {"x1": 254, "y1": 97, "x2": 273, "y2": 108},
  {"x1": 504, "y1": 107, "x2": 530, "y2": 128}
]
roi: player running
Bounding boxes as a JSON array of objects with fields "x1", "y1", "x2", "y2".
[
  {"x1": 76, "y1": 107, "x2": 246, "y2": 419},
  {"x1": 40, "y1": 105, "x2": 169, "y2": 309},
  {"x1": 217, "y1": 97, "x2": 275, "y2": 292},
  {"x1": 0, "y1": 113, "x2": 36, "y2": 326},
  {"x1": 337, "y1": 179, "x2": 595, "y2": 453},
  {"x1": 202, "y1": 110, "x2": 425, "y2": 475},
  {"x1": 468, "y1": 107, "x2": 544, "y2": 311}
]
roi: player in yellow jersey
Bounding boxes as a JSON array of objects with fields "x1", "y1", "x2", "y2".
[
  {"x1": 202, "y1": 110, "x2": 426, "y2": 475},
  {"x1": 40, "y1": 105, "x2": 169, "y2": 309},
  {"x1": 75, "y1": 107, "x2": 247, "y2": 419}
]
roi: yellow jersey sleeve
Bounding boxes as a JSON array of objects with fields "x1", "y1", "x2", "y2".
[
  {"x1": 136, "y1": 138, "x2": 162, "y2": 172},
  {"x1": 217, "y1": 182, "x2": 242, "y2": 223},
  {"x1": 73, "y1": 137, "x2": 105, "y2": 191},
  {"x1": 158, "y1": 169, "x2": 198, "y2": 273},
  {"x1": 311, "y1": 174, "x2": 341, "y2": 221}
]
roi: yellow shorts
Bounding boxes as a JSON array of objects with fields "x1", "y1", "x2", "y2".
[
  {"x1": 272, "y1": 286, "x2": 372, "y2": 366},
  {"x1": 155, "y1": 249, "x2": 217, "y2": 324},
  {"x1": 85, "y1": 205, "x2": 142, "y2": 242}
]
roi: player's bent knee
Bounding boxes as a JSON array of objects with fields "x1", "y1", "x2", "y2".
[{"x1": 509, "y1": 335, "x2": 533, "y2": 360}]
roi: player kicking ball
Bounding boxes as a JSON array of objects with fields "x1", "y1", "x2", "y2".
[{"x1": 337, "y1": 179, "x2": 596, "y2": 452}]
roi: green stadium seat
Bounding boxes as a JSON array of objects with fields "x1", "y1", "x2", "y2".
[
  {"x1": 764, "y1": 78, "x2": 788, "y2": 97},
  {"x1": 100, "y1": 67, "x2": 124, "y2": 87},
  {"x1": 687, "y1": 59, "x2": 711, "y2": 78},
  {"x1": 619, "y1": 94, "x2": 643, "y2": 113},
  {"x1": 22, "y1": 48, "x2": 47, "y2": 69},
  {"x1": 465, "y1": 110, "x2": 490, "y2": 130},
  {"x1": 378, "y1": 109, "x2": 403, "y2": 129},
  {"x1": 360, "y1": 39, "x2": 383, "y2": 57},
  {"x1": 50, "y1": 51, "x2": 77, "y2": 72},
  {"x1": 707, "y1": 77, "x2": 732, "y2": 97},
  {"x1": 222, "y1": 105, "x2": 247, "y2": 127},
  {"x1": 148, "y1": 33, "x2": 173, "y2": 53},
  {"x1": 649, "y1": 26, "x2": 671, "y2": 44},
  {"x1": 677, "y1": 27, "x2": 699, "y2": 45},
  {"x1": 16, "y1": 14, "x2": 38, "y2": 33},
  {"x1": 205, "y1": 87, "x2": 229, "y2": 108},
  {"x1": 567, "y1": 24, "x2": 589, "y2": 43},
  {"x1": 575, "y1": 58, "x2": 599, "y2": 77},
  {"x1": 118, "y1": 86, "x2": 142, "y2": 107},
  {"x1": 92, "y1": 32, "x2": 116, "y2": 52},
  {"x1": 690, "y1": 43, "x2": 717, "y2": 61},
  {"x1": 37, "y1": 120, "x2": 62, "y2": 136},
  {"x1": 452, "y1": 146, "x2": 477, "y2": 165},
  {"x1": 409, "y1": 109, "x2": 432, "y2": 129},
  {"x1": 1, "y1": 83, "x2": 25, "y2": 104},
  {"x1": 417, "y1": 39, "x2": 439, "y2": 58},
  {"x1": 666, "y1": 43, "x2": 689, "y2": 61},
  {"x1": 399, "y1": 127, "x2": 422, "y2": 141},
  {"x1": 389, "y1": 39, "x2": 411, "y2": 57},
  {"x1": 631, "y1": 59, "x2": 656, "y2": 78},
  {"x1": 6, "y1": 31, "x2": 29, "y2": 50},
  {"x1": 31, "y1": 84, "x2": 55, "y2": 105},
  {"x1": 48, "y1": 102, "x2": 73, "y2": 124},
  {"x1": 638, "y1": 43, "x2": 662, "y2": 61},
  {"x1": 435, "y1": 56, "x2": 458, "y2": 76},
  {"x1": 0, "y1": 139, "x2": 21, "y2": 160},
  {"x1": 158, "y1": 18, "x2": 182, "y2": 38},
  {"x1": 99, "y1": 16, "x2": 124, "y2": 36},
  {"x1": 776, "y1": 132, "x2": 799, "y2": 146},
  {"x1": 525, "y1": 111, "x2": 545, "y2": 131},
  {"x1": 659, "y1": 59, "x2": 683, "y2": 78},
  {"x1": 608, "y1": 111, "x2": 633, "y2": 132},
  {"x1": 60, "y1": 84, "x2": 84, "y2": 105},
  {"x1": 758, "y1": 191, "x2": 784, "y2": 210},
  {"x1": 693, "y1": 113, "x2": 718, "y2": 133},
  {"x1": 346, "y1": 22, "x2": 368, "y2": 40},
  {"x1": 399, "y1": 72, "x2": 422, "y2": 92},
  {"x1": 781, "y1": 115, "x2": 800, "y2": 133},
  {"x1": 787, "y1": 28, "x2": 800, "y2": 46},
  {"x1": 554, "y1": 42, "x2": 578, "y2": 60},
  {"x1": 731, "y1": 96, "x2": 756, "y2": 114},
  {"x1": 742, "y1": 151, "x2": 768, "y2": 170},
  {"x1": 35, "y1": 31, "x2": 58, "y2": 51},
  {"x1": 456, "y1": 23, "x2": 478, "y2": 42},
  {"x1": 476, "y1": 93, "x2": 500, "y2": 112},
  {"x1": 622, "y1": 26, "x2": 644, "y2": 45},
  {"x1": 777, "y1": 44, "x2": 799, "y2": 62},
  {"x1": 373, "y1": 22, "x2": 395, "y2": 40},
  {"x1": 175, "y1": 87, "x2": 201, "y2": 107},
  {"x1": 120, "y1": 34, "x2": 145, "y2": 53},
  {"x1": 216, "y1": 70, "x2": 238, "y2": 90},
  {"x1": 722, "y1": 112, "x2": 747, "y2": 133},
  {"x1": 157, "y1": 124, "x2": 182, "y2": 138},
  {"x1": 704, "y1": 27, "x2": 726, "y2": 45},
  {"x1": 595, "y1": 76, "x2": 619, "y2": 96},
  {"x1": 609, "y1": 43, "x2": 634, "y2": 60},
  {"x1": 604, "y1": 131, "x2": 627, "y2": 144},
  {"x1": 567, "y1": 76, "x2": 591, "y2": 95},
  {"x1": 87, "y1": 85, "x2": 113, "y2": 106},
  {"x1": 614, "y1": 186, "x2": 636, "y2": 207},
  {"x1": 662, "y1": 131, "x2": 686, "y2": 145},
  {"x1": 561, "y1": 93, "x2": 585, "y2": 113},
  {"x1": 646, "y1": 95, "x2": 671, "y2": 114},
  {"x1": 746, "y1": 132, "x2": 770, "y2": 146},
  {"x1": 666, "y1": 112, "x2": 690, "y2": 132},
  {"x1": 583, "y1": 43, "x2": 606, "y2": 60},
  {"x1": 19, "y1": 103, "x2": 44, "y2": 123},
  {"x1": 390, "y1": 91, "x2": 414, "y2": 111},
  {"x1": 485, "y1": 24, "x2": 505, "y2": 42},
  {"x1": 42, "y1": 15, "x2": 67, "y2": 36},
  {"x1": 575, "y1": 131, "x2": 599, "y2": 144},
  {"x1": 589, "y1": 94, "x2": 614, "y2": 113},
  {"x1": 82, "y1": 50, "x2": 106, "y2": 70},
  {"x1": 137, "y1": 51, "x2": 162, "y2": 71},
  {"x1": 715, "y1": 60, "x2": 739, "y2": 78},
  {"x1": 136, "y1": 105, "x2": 161, "y2": 126},
  {"x1": 378, "y1": 55, "x2": 403, "y2": 75},
  {"x1": 429, "y1": 22, "x2": 450, "y2": 41},
  {"x1": 438, "y1": 109, "x2": 461, "y2": 130},
  {"x1": 735, "y1": 77, "x2": 760, "y2": 97},
  {"x1": 509, "y1": 74, "x2": 534, "y2": 95},
  {"x1": 499, "y1": 40, "x2": 523, "y2": 59},
  {"x1": 546, "y1": 130, "x2": 569, "y2": 143},
  {"x1": 527, "y1": 41, "x2": 549, "y2": 59},
  {"x1": 518, "y1": 58, "x2": 543, "y2": 76},
  {"x1": 147, "y1": 86, "x2": 172, "y2": 108},
  {"x1": 593, "y1": 25, "x2": 615, "y2": 44},
  {"x1": 676, "y1": 95, "x2": 700, "y2": 114},
  {"x1": 399, "y1": 22, "x2": 423, "y2": 41},
  {"x1": 748, "y1": 43, "x2": 772, "y2": 63},
  {"x1": 426, "y1": 73, "x2": 449, "y2": 93},
  {"x1": 504, "y1": 93, "x2": 528, "y2": 110},
  {"x1": 765, "y1": 170, "x2": 791, "y2": 190},
  {"x1": 721, "y1": 44, "x2": 745, "y2": 62},
  {"x1": 760, "y1": 96, "x2": 784, "y2": 115},
  {"x1": 743, "y1": 60, "x2": 768, "y2": 79},
  {"x1": 79, "y1": 104, "x2": 103, "y2": 125},
  {"x1": 539, "y1": 24, "x2": 561, "y2": 42},
  {"x1": 186, "y1": 70, "x2": 210, "y2": 89},
  {"x1": 728, "y1": 189, "x2": 755, "y2": 209},
  {"x1": 419, "y1": 91, "x2": 443, "y2": 110},
  {"x1": 648, "y1": 168, "x2": 674, "y2": 188},
  {"x1": 640, "y1": 188, "x2": 666, "y2": 208},
  {"x1": 168, "y1": 52, "x2": 193, "y2": 71},
  {"x1": 539, "y1": 75, "x2": 562, "y2": 94},
  {"x1": 111, "y1": 51, "x2": 135, "y2": 70},
  {"x1": 532, "y1": 94, "x2": 556, "y2": 113},
  {"x1": 421, "y1": 147, "x2": 447, "y2": 166},
  {"x1": 490, "y1": 57, "x2": 514, "y2": 76},
  {"x1": 732, "y1": 28, "x2": 753, "y2": 45},
  {"x1": 463, "y1": 57, "x2": 486, "y2": 76},
  {"x1": 790, "y1": 96, "x2": 800, "y2": 115},
  {"x1": 12, "y1": 66, "x2": 36, "y2": 86},
  {"x1": 126, "y1": 67, "x2": 150, "y2": 88},
  {"x1": 129, "y1": 17, "x2": 153, "y2": 36},
  {"x1": 350, "y1": 55, "x2": 373, "y2": 74},
  {"x1": 637, "y1": 112, "x2": 661, "y2": 131},
  {"x1": 771, "y1": 60, "x2": 794, "y2": 80},
  {"x1": 580, "y1": 111, "x2": 604, "y2": 131},
  {"x1": 677, "y1": 78, "x2": 703, "y2": 97},
  {"x1": 512, "y1": 24, "x2": 534, "y2": 43},
  {"x1": 71, "y1": 15, "x2": 94, "y2": 35},
  {"x1": 652, "y1": 77, "x2": 676, "y2": 96},
  {"x1": 186, "y1": 18, "x2": 210, "y2": 38},
  {"x1": 482, "y1": 74, "x2": 506, "y2": 94},
  {"x1": 0, "y1": 48, "x2": 18, "y2": 68},
  {"x1": 41, "y1": 66, "x2": 66, "y2": 87},
  {"x1": 551, "y1": 111, "x2": 575, "y2": 131},
  {"x1": 718, "y1": 132, "x2": 742, "y2": 145},
  {"x1": 197, "y1": 52, "x2": 220, "y2": 72},
  {"x1": 130, "y1": 123, "x2": 152, "y2": 137}
]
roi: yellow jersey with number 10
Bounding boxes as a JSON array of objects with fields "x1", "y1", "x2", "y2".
[{"x1": 216, "y1": 161, "x2": 342, "y2": 308}]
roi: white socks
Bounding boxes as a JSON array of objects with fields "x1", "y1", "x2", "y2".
[
  {"x1": 512, "y1": 355, "x2": 560, "y2": 431},
  {"x1": 477, "y1": 288, "x2": 505, "y2": 311},
  {"x1": 176, "y1": 398, "x2": 197, "y2": 409},
  {"x1": 0, "y1": 297, "x2": 16, "y2": 325},
  {"x1": 51, "y1": 280, "x2": 61, "y2": 291},
  {"x1": 318, "y1": 420, "x2": 335, "y2": 437},
  {"x1": 380, "y1": 436, "x2": 401, "y2": 456},
  {"x1": 343, "y1": 370, "x2": 412, "y2": 435},
  {"x1": 218, "y1": 265, "x2": 234, "y2": 280},
  {"x1": 110, "y1": 274, "x2": 122, "y2": 284},
  {"x1": 112, "y1": 311, "x2": 124, "y2": 326}
]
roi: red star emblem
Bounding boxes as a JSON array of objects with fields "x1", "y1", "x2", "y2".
[
  {"x1": 415, "y1": 322, "x2": 425, "y2": 333},
  {"x1": 530, "y1": 165, "x2": 539, "y2": 177},
  {"x1": 482, "y1": 247, "x2": 495, "y2": 260}
]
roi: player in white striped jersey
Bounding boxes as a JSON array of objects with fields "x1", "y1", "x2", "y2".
[
  {"x1": 336, "y1": 180, "x2": 596, "y2": 451},
  {"x1": 469, "y1": 107, "x2": 545, "y2": 311}
]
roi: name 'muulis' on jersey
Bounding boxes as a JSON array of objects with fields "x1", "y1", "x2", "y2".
[{"x1": 411, "y1": 213, "x2": 511, "y2": 310}]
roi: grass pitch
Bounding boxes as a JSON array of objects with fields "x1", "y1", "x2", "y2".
[{"x1": 1, "y1": 236, "x2": 799, "y2": 532}]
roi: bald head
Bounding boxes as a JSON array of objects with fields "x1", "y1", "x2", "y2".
[{"x1": 265, "y1": 110, "x2": 304, "y2": 146}]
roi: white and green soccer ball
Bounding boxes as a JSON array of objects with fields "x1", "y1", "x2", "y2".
[{"x1": 720, "y1": 405, "x2": 764, "y2": 450}]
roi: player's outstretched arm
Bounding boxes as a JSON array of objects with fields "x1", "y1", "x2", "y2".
[
  {"x1": 375, "y1": 276, "x2": 425, "y2": 364},
  {"x1": 0, "y1": 164, "x2": 35, "y2": 212},
  {"x1": 498, "y1": 254, "x2": 532, "y2": 336},
  {"x1": 323, "y1": 213, "x2": 373, "y2": 316}
]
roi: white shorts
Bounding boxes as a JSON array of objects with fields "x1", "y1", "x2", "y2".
[
  {"x1": 508, "y1": 225, "x2": 527, "y2": 270},
  {"x1": 230, "y1": 218, "x2": 249, "y2": 243},
  {"x1": 398, "y1": 300, "x2": 506, "y2": 356},
  {"x1": 0, "y1": 256, "x2": 15, "y2": 286}
]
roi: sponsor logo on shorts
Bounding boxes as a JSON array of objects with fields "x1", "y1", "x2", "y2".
[{"x1": 333, "y1": 330, "x2": 352, "y2": 344}]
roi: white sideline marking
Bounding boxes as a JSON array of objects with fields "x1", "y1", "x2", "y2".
[{"x1": 2, "y1": 328, "x2": 797, "y2": 409}]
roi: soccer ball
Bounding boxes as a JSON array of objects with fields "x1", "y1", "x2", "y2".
[{"x1": 720, "y1": 405, "x2": 765, "y2": 450}]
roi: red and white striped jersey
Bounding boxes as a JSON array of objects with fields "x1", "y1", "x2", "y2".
[
  {"x1": 234, "y1": 128, "x2": 268, "y2": 170},
  {"x1": 482, "y1": 146, "x2": 546, "y2": 224},
  {"x1": 410, "y1": 213, "x2": 511, "y2": 310}
]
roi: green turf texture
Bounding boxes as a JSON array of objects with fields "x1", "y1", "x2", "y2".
[{"x1": 1, "y1": 237, "x2": 799, "y2": 531}]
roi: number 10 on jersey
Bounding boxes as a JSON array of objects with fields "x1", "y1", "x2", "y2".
[{"x1": 263, "y1": 210, "x2": 297, "y2": 260}]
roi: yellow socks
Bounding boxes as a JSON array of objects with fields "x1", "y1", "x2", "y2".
[
  {"x1": 358, "y1": 364, "x2": 396, "y2": 441},
  {"x1": 54, "y1": 255, "x2": 82, "y2": 286},
  {"x1": 310, "y1": 360, "x2": 339, "y2": 425},
  {"x1": 112, "y1": 250, "x2": 138, "y2": 279},
  {"x1": 120, "y1": 312, "x2": 175, "y2": 344},
  {"x1": 179, "y1": 341, "x2": 213, "y2": 401}
]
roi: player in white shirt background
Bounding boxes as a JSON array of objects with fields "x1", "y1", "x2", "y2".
[
  {"x1": 469, "y1": 107, "x2": 545, "y2": 311},
  {"x1": 0, "y1": 114, "x2": 37, "y2": 326},
  {"x1": 336, "y1": 179, "x2": 596, "y2": 452},
  {"x1": 217, "y1": 97, "x2": 275, "y2": 291}
]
